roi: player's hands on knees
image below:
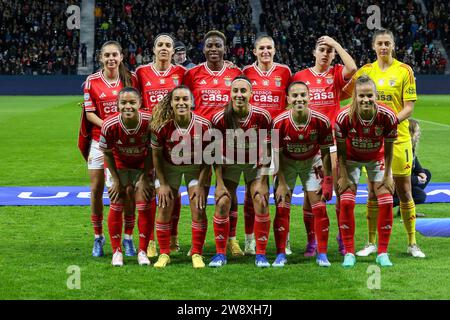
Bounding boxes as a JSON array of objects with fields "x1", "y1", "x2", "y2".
[
  {"x1": 253, "y1": 181, "x2": 269, "y2": 208},
  {"x1": 108, "y1": 180, "x2": 124, "y2": 203},
  {"x1": 337, "y1": 176, "x2": 352, "y2": 195},
  {"x1": 215, "y1": 184, "x2": 230, "y2": 203},
  {"x1": 158, "y1": 184, "x2": 173, "y2": 208},
  {"x1": 190, "y1": 185, "x2": 206, "y2": 210},
  {"x1": 379, "y1": 175, "x2": 395, "y2": 195},
  {"x1": 275, "y1": 183, "x2": 291, "y2": 204}
]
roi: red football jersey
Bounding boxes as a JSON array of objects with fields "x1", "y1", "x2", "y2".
[
  {"x1": 211, "y1": 105, "x2": 272, "y2": 164},
  {"x1": 292, "y1": 64, "x2": 348, "y2": 125},
  {"x1": 135, "y1": 63, "x2": 186, "y2": 113},
  {"x1": 334, "y1": 103, "x2": 398, "y2": 162},
  {"x1": 83, "y1": 71, "x2": 138, "y2": 141},
  {"x1": 243, "y1": 62, "x2": 292, "y2": 118},
  {"x1": 99, "y1": 111, "x2": 152, "y2": 170},
  {"x1": 272, "y1": 109, "x2": 334, "y2": 161},
  {"x1": 151, "y1": 113, "x2": 211, "y2": 166},
  {"x1": 183, "y1": 62, "x2": 242, "y2": 120}
]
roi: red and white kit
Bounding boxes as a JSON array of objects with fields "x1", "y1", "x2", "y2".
[
  {"x1": 135, "y1": 63, "x2": 186, "y2": 113},
  {"x1": 212, "y1": 105, "x2": 272, "y2": 177},
  {"x1": 335, "y1": 103, "x2": 398, "y2": 163},
  {"x1": 243, "y1": 62, "x2": 292, "y2": 118},
  {"x1": 184, "y1": 62, "x2": 242, "y2": 120},
  {"x1": 99, "y1": 111, "x2": 152, "y2": 170},
  {"x1": 83, "y1": 71, "x2": 138, "y2": 142},
  {"x1": 292, "y1": 64, "x2": 348, "y2": 126}
]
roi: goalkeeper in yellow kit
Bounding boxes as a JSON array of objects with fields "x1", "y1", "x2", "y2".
[{"x1": 342, "y1": 28, "x2": 425, "y2": 258}]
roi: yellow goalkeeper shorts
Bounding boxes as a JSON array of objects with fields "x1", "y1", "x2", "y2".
[{"x1": 392, "y1": 139, "x2": 413, "y2": 177}]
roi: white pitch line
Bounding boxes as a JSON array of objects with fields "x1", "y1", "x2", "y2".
[{"x1": 415, "y1": 119, "x2": 450, "y2": 129}]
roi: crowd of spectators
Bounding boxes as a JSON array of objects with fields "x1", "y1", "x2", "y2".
[
  {"x1": 0, "y1": 0, "x2": 448, "y2": 75},
  {"x1": 425, "y1": 0, "x2": 450, "y2": 50},
  {"x1": 0, "y1": 0, "x2": 80, "y2": 75},
  {"x1": 93, "y1": 0, "x2": 256, "y2": 71},
  {"x1": 260, "y1": 0, "x2": 447, "y2": 74}
]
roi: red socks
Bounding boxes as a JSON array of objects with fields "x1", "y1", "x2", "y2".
[
  {"x1": 124, "y1": 213, "x2": 135, "y2": 236},
  {"x1": 149, "y1": 197, "x2": 157, "y2": 241},
  {"x1": 108, "y1": 203, "x2": 124, "y2": 252},
  {"x1": 91, "y1": 214, "x2": 103, "y2": 236},
  {"x1": 213, "y1": 216, "x2": 229, "y2": 254},
  {"x1": 339, "y1": 191, "x2": 356, "y2": 254},
  {"x1": 244, "y1": 193, "x2": 255, "y2": 235},
  {"x1": 377, "y1": 193, "x2": 393, "y2": 254},
  {"x1": 171, "y1": 194, "x2": 182, "y2": 237},
  {"x1": 303, "y1": 209, "x2": 315, "y2": 244},
  {"x1": 155, "y1": 221, "x2": 171, "y2": 255},
  {"x1": 255, "y1": 213, "x2": 271, "y2": 255},
  {"x1": 312, "y1": 202, "x2": 329, "y2": 254},
  {"x1": 191, "y1": 220, "x2": 208, "y2": 255},
  {"x1": 274, "y1": 203, "x2": 290, "y2": 254},
  {"x1": 136, "y1": 202, "x2": 152, "y2": 252}
]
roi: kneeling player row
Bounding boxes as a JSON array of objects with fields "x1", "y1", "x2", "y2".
[{"x1": 99, "y1": 75, "x2": 399, "y2": 268}]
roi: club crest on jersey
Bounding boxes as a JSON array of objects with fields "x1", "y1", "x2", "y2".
[
  {"x1": 326, "y1": 77, "x2": 334, "y2": 85},
  {"x1": 263, "y1": 80, "x2": 269, "y2": 86},
  {"x1": 275, "y1": 76, "x2": 282, "y2": 87},
  {"x1": 375, "y1": 126, "x2": 383, "y2": 136},
  {"x1": 389, "y1": 79, "x2": 396, "y2": 87},
  {"x1": 172, "y1": 75, "x2": 180, "y2": 86},
  {"x1": 224, "y1": 77, "x2": 232, "y2": 86},
  {"x1": 213, "y1": 78, "x2": 218, "y2": 85}
]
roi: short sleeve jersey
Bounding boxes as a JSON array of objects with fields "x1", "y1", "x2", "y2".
[
  {"x1": 272, "y1": 109, "x2": 333, "y2": 161},
  {"x1": 343, "y1": 59, "x2": 417, "y2": 143},
  {"x1": 183, "y1": 62, "x2": 242, "y2": 120},
  {"x1": 242, "y1": 62, "x2": 292, "y2": 118},
  {"x1": 334, "y1": 103, "x2": 398, "y2": 162},
  {"x1": 99, "y1": 111, "x2": 152, "y2": 169},
  {"x1": 83, "y1": 71, "x2": 138, "y2": 141},
  {"x1": 151, "y1": 113, "x2": 211, "y2": 166},
  {"x1": 135, "y1": 63, "x2": 186, "y2": 113},
  {"x1": 292, "y1": 64, "x2": 348, "y2": 125},
  {"x1": 211, "y1": 105, "x2": 272, "y2": 165}
]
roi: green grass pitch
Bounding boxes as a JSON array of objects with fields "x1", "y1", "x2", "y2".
[{"x1": 1, "y1": 95, "x2": 450, "y2": 300}]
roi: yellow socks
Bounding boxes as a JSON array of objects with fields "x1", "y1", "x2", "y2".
[{"x1": 400, "y1": 200, "x2": 416, "y2": 245}]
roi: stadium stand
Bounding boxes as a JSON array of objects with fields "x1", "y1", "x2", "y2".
[
  {"x1": 0, "y1": 0, "x2": 81, "y2": 75},
  {"x1": 93, "y1": 0, "x2": 256, "y2": 70},
  {"x1": 0, "y1": 0, "x2": 447, "y2": 75},
  {"x1": 259, "y1": 0, "x2": 448, "y2": 74}
]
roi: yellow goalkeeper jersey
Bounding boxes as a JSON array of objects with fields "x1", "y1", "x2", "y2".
[{"x1": 344, "y1": 59, "x2": 417, "y2": 143}]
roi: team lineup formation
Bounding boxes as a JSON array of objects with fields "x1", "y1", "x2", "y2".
[{"x1": 79, "y1": 28, "x2": 425, "y2": 269}]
